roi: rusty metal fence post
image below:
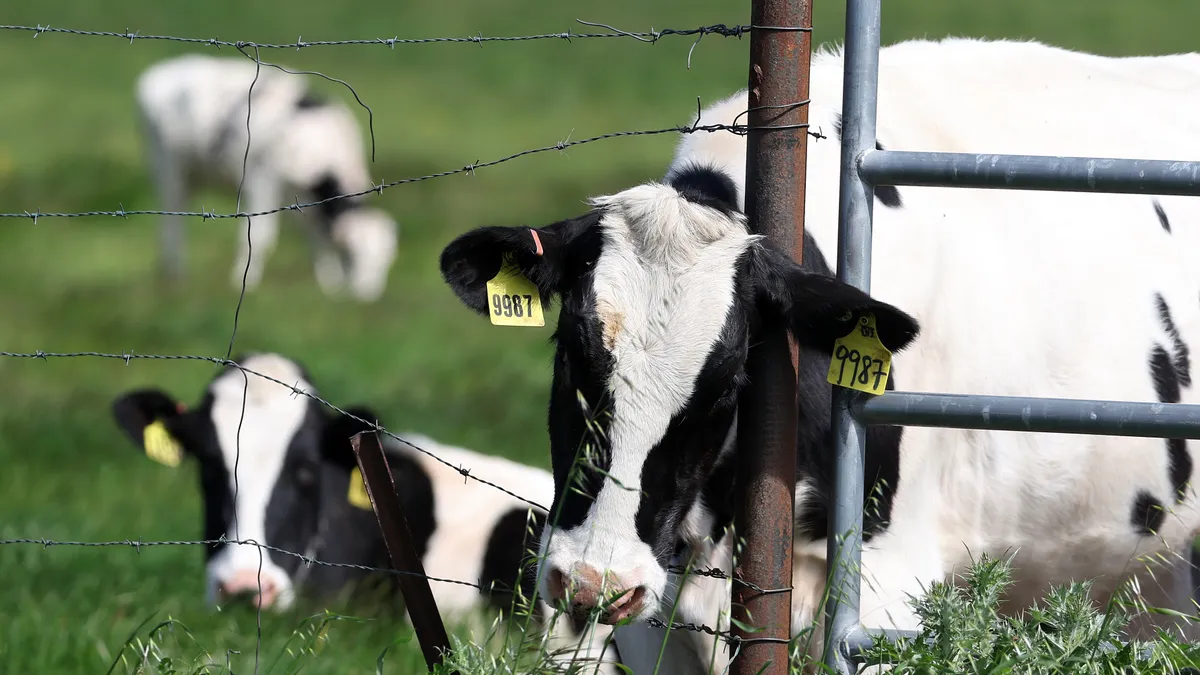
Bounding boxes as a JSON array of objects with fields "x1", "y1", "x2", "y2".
[
  {"x1": 352, "y1": 430, "x2": 456, "y2": 674},
  {"x1": 731, "y1": 0, "x2": 813, "y2": 673}
]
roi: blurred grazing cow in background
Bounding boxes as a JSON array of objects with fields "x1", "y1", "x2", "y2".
[
  {"x1": 440, "y1": 37, "x2": 1200, "y2": 674},
  {"x1": 135, "y1": 53, "x2": 398, "y2": 302},
  {"x1": 110, "y1": 352, "x2": 619, "y2": 675}
]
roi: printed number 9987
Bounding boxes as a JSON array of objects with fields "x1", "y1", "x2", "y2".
[
  {"x1": 492, "y1": 293, "x2": 533, "y2": 318},
  {"x1": 832, "y1": 344, "x2": 887, "y2": 390}
]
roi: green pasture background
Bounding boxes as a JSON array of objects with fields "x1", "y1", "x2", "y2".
[{"x1": 1, "y1": 0, "x2": 1197, "y2": 672}]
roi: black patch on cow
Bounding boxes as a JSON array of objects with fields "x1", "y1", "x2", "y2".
[
  {"x1": 309, "y1": 173, "x2": 358, "y2": 225},
  {"x1": 667, "y1": 164, "x2": 740, "y2": 217},
  {"x1": 634, "y1": 326, "x2": 746, "y2": 558},
  {"x1": 1151, "y1": 343, "x2": 1181, "y2": 404},
  {"x1": 382, "y1": 447, "x2": 438, "y2": 560},
  {"x1": 687, "y1": 232, "x2": 902, "y2": 555},
  {"x1": 789, "y1": 231, "x2": 902, "y2": 542},
  {"x1": 479, "y1": 507, "x2": 543, "y2": 615},
  {"x1": 280, "y1": 439, "x2": 437, "y2": 608},
  {"x1": 874, "y1": 183, "x2": 903, "y2": 210},
  {"x1": 831, "y1": 113, "x2": 903, "y2": 209},
  {"x1": 261, "y1": 399, "x2": 330, "y2": 577},
  {"x1": 544, "y1": 223, "x2": 614, "y2": 534},
  {"x1": 1150, "y1": 342, "x2": 1193, "y2": 502},
  {"x1": 1154, "y1": 200, "x2": 1171, "y2": 234},
  {"x1": 1130, "y1": 490, "x2": 1166, "y2": 535},
  {"x1": 1169, "y1": 438, "x2": 1192, "y2": 503},
  {"x1": 1156, "y1": 294, "x2": 1191, "y2": 388},
  {"x1": 295, "y1": 91, "x2": 326, "y2": 110},
  {"x1": 187, "y1": 393, "x2": 234, "y2": 560},
  {"x1": 791, "y1": 352, "x2": 903, "y2": 543},
  {"x1": 699, "y1": 434, "x2": 737, "y2": 543}
]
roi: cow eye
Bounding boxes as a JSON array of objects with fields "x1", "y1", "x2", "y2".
[{"x1": 294, "y1": 465, "x2": 317, "y2": 487}]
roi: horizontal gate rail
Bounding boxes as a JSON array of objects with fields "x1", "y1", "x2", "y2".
[
  {"x1": 855, "y1": 392, "x2": 1200, "y2": 439},
  {"x1": 824, "y1": 0, "x2": 1200, "y2": 672},
  {"x1": 858, "y1": 149, "x2": 1200, "y2": 195}
]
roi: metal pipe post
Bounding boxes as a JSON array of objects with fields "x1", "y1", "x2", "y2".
[
  {"x1": 855, "y1": 391, "x2": 1200, "y2": 439},
  {"x1": 858, "y1": 150, "x2": 1200, "y2": 196},
  {"x1": 732, "y1": 0, "x2": 812, "y2": 672},
  {"x1": 824, "y1": 0, "x2": 883, "y2": 672}
]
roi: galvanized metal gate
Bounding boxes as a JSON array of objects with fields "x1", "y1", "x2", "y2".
[{"x1": 819, "y1": 0, "x2": 1200, "y2": 672}]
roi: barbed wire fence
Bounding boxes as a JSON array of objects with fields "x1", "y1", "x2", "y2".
[{"x1": 0, "y1": 17, "x2": 817, "y2": 675}]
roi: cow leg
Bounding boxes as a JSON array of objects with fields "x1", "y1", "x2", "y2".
[
  {"x1": 302, "y1": 213, "x2": 346, "y2": 297},
  {"x1": 142, "y1": 118, "x2": 190, "y2": 281},
  {"x1": 230, "y1": 171, "x2": 281, "y2": 292}
]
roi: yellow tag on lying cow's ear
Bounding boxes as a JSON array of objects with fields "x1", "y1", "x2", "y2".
[
  {"x1": 347, "y1": 466, "x2": 373, "y2": 511},
  {"x1": 485, "y1": 254, "x2": 545, "y2": 328},
  {"x1": 143, "y1": 419, "x2": 183, "y2": 468},
  {"x1": 826, "y1": 313, "x2": 893, "y2": 396}
]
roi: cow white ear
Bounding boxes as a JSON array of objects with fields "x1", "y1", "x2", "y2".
[
  {"x1": 439, "y1": 212, "x2": 599, "y2": 317},
  {"x1": 753, "y1": 245, "x2": 920, "y2": 354}
]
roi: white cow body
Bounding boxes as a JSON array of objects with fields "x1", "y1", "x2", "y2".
[
  {"x1": 135, "y1": 53, "x2": 397, "y2": 301},
  {"x1": 645, "y1": 37, "x2": 1200, "y2": 671}
]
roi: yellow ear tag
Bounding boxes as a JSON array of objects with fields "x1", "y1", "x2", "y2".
[
  {"x1": 143, "y1": 419, "x2": 183, "y2": 468},
  {"x1": 347, "y1": 466, "x2": 373, "y2": 511},
  {"x1": 826, "y1": 313, "x2": 893, "y2": 396},
  {"x1": 485, "y1": 253, "x2": 545, "y2": 327}
]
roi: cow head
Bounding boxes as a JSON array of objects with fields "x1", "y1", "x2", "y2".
[
  {"x1": 110, "y1": 352, "x2": 383, "y2": 610},
  {"x1": 439, "y1": 164, "x2": 919, "y2": 623}
]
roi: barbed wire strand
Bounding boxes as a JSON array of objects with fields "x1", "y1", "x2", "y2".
[
  {"x1": 0, "y1": 350, "x2": 551, "y2": 511},
  {"x1": 0, "y1": 537, "x2": 486, "y2": 590},
  {"x1": 0, "y1": 117, "x2": 826, "y2": 222},
  {"x1": 0, "y1": 537, "x2": 742, "y2": 640},
  {"x1": 0, "y1": 21, "x2": 793, "y2": 50}
]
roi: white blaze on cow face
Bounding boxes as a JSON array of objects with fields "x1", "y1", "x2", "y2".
[
  {"x1": 537, "y1": 182, "x2": 757, "y2": 619},
  {"x1": 205, "y1": 354, "x2": 315, "y2": 610}
]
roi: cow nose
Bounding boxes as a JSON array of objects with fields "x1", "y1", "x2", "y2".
[
  {"x1": 217, "y1": 570, "x2": 280, "y2": 609},
  {"x1": 546, "y1": 564, "x2": 648, "y2": 624}
]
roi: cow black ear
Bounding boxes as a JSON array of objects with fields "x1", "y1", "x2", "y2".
[
  {"x1": 322, "y1": 406, "x2": 385, "y2": 470},
  {"x1": 111, "y1": 388, "x2": 193, "y2": 465},
  {"x1": 751, "y1": 244, "x2": 920, "y2": 354},
  {"x1": 439, "y1": 212, "x2": 599, "y2": 317}
]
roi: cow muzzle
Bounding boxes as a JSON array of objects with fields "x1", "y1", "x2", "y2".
[
  {"x1": 545, "y1": 563, "x2": 649, "y2": 624},
  {"x1": 216, "y1": 569, "x2": 282, "y2": 610}
]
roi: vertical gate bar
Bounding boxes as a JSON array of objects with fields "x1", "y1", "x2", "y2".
[
  {"x1": 824, "y1": 0, "x2": 883, "y2": 672},
  {"x1": 732, "y1": 0, "x2": 812, "y2": 672}
]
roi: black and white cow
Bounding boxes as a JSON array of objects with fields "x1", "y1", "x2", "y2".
[
  {"x1": 110, "y1": 352, "x2": 619, "y2": 674},
  {"x1": 439, "y1": 37, "x2": 1200, "y2": 673},
  {"x1": 135, "y1": 53, "x2": 398, "y2": 301}
]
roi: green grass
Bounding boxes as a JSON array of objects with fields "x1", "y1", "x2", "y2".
[{"x1": 3, "y1": 0, "x2": 1200, "y2": 672}]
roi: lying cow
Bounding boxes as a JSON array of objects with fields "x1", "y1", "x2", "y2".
[
  {"x1": 439, "y1": 36, "x2": 1200, "y2": 673},
  {"x1": 110, "y1": 352, "x2": 618, "y2": 674},
  {"x1": 135, "y1": 53, "x2": 398, "y2": 302}
]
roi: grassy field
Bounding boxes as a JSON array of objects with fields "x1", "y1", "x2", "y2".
[{"x1": 2, "y1": 0, "x2": 1200, "y2": 672}]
